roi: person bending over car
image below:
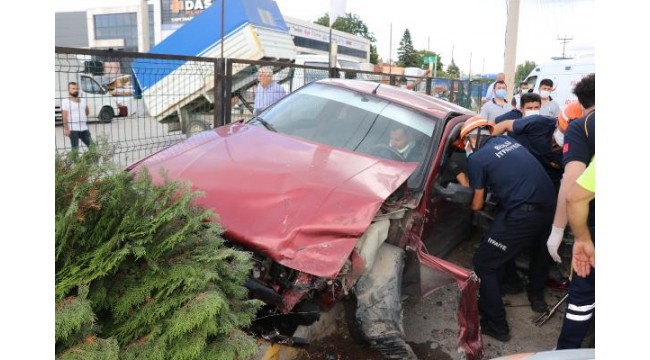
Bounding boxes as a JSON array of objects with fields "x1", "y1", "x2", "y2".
[{"x1": 461, "y1": 116, "x2": 556, "y2": 342}]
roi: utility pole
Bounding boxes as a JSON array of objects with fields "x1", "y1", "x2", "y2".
[
  {"x1": 389, "y1": 23, "x2": 392, "y2": 76},
  {"x1": 503, "y1": 0, "x2": 520, "y2": 101},
  {"x1": 140, "y1": 0, "x2": 150, "y2": 51},
  {"x1": 557, "y1": 35, "x2": 573, "y2": 58}
]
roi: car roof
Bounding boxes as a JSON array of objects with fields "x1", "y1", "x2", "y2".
[{"x1": 316, "y1": 79, "x2": 475, "y2": 120}]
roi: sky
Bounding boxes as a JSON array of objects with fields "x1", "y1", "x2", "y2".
[{"x1": 52, "y1": 0, "x2": 595, "y2": 75}]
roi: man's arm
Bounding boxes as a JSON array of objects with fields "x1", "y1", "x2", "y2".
[
  {"x1": 85, "y1": 104, "x2": 90, "y2": 117},
  {"x1": 546, "y1": 161, "x2": 587, "y2": 262},
  {"x1": 566, "y1": 182, "x2": 595, "y2": 277},
  {"x1": 552, "y1": 161, "x2": 587, "y2": 229},
  {"x1": 492, "y1": 120, "x2": 514, "y2": 136},
  {"x1": 455, "y1": 172, "x2": 470, "y2": 187},
  {"x1": 471, "y1": 188, "x2": 485, "y2": 211},
  {"x1": 62, "y1": 100, "x2": 71, "y2": 137}
]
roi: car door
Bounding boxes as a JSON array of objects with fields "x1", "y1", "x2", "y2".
[{"x1": 420, "y1": 114, "x2": 475, "y2": 258}]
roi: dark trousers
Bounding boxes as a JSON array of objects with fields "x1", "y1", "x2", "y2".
[
  {"x1": 70, "y1": 130, "x2": 93, "y2": 149},
  {"x1": 557, "y1": 255, "x2": 595, "y2": 349},
  {"x1": 473, "y1": 206, "x2": 554, "y2": 328}
]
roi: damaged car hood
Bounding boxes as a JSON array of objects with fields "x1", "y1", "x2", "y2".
[{"x1": 129, "y1": 123, "x2": 417, "y2": 279}]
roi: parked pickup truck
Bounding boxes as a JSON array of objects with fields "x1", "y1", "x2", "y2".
[
  {"x1": 131, "y1": 0, "x2": 296, "y2": 136},
  {"x1": 127, "y1": 79, "x2": 486, "y2": 359},
  {"x1": 55, "y1": 57, "x2": 126, "y2": 124}
]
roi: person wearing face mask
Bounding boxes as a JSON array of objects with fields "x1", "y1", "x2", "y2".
[
  {"x1": 479, "y1": 80, "x2": 514, "y2": 123},
  {"x1": 494, "y1": 93, "x2": 542, "y2": 125},
  {"x1": 482, "y1": 72, "x2": 506, "y2": 105},
  {"x1": 547, "y1": 73, "x2": 595, "y2": 351},
  {"x1": 492, "y1": 96, "x2": 566, "y2": 193},
  {"x1": 62, "y1": 81, "x2": 93, "y2": 150},
  {"x1": 538, "y1": 78, "x2": 562, "y2": 118},
  {"x1": 461, "y1": 116, "x2": 555, "y2": 342}
]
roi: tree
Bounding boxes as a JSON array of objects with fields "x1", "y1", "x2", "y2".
[
  {"x1": 55, "y1": 144, "x2": 262, "y2": 359},
  {"x1": 446, "y1": 59, "x2": 460, "y2": 79},
  {"x1": 315, "y1": 13, "x2": 379, "y2": 64},
  {"x1": 515, "y1": 60, "x2": 537, "y2": 83},
  {"x1": 397, "y1": 29, "x2": 418, "y2": 67}
]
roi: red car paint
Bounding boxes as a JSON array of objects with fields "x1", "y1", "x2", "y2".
[{"x1": 130, "y1": 123, "x2": 417, "y2": 279}]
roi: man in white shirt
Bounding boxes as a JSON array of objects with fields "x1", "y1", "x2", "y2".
[
  {"x1": 253, "y1": 66, "x2": 287, "y2": 116},
  {"x1": 538, "y1": 78, "x2": 562, "y2": 118},
  {"x1": 62, "y1": 82, "x2": 93, "y2": 149},
  {"x1": 482, "y1": 72, "x2": 505, "y2": 105}
]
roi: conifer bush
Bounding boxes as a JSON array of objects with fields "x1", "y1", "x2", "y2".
[{"x1": 55, "y1": 145, "x2": 263, "y2": 359}]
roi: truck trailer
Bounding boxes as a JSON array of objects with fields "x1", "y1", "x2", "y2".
[{"x1": 131, "y1": 0, "x2": 296, "y2": 135}]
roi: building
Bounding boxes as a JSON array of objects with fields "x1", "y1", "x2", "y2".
[{"x1": 55, "y1": 0, "x2": 370, "y2": 63}]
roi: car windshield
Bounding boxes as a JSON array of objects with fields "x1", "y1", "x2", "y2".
[{"x1": 255, "y1": 82, "x2": 438, "y2": 188}]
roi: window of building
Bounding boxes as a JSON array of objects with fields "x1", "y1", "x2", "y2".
[{"x1": 94, "y1": 13, "x2": 139, "y2": 51}]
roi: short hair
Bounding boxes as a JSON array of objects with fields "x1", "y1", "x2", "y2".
[
  {"x1": 520, "y1": 93, "x2": 541, "y2": 108},
  {"x1": 540, "y1": 78, "x2": 554, "y2": 88},
  {"x1": 573, "y1": 73, "x2": 595, "y2": 109},
  {"x1": 494, "y1": 80, "x2": 507, "y2": 88},
  {"x1": 258, "y1": 66, "x2": 273, "y2": 76},
  {"x1": 519, "y1": 81, "x2": 528, "y2": 87},
  {"x1": 68, "y1": 81, "x2": 78, "y2": 87}
]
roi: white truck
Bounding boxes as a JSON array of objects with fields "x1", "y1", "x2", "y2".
[
  {"x1": 523, "y1": 55, "x2": 595, "y2": 109},
  {"x1": 55, "y1": 57, "x2": 124, "y2": 124},
  {"x1": 131, "y1": 0, "x2": 296, "y2": 135}
]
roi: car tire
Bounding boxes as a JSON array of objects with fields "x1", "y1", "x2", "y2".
[
  {"x1": 186, "y1": 119, "x2": 210, "y2": 137},
  {"x1": 99, "y1": 106, "x2": 114, "y2": 123},
  {"x1": 352, "y1": 243, "x2": 416, "y2": 359}
]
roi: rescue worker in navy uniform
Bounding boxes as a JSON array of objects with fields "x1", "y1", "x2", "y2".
[
  {"x1": 553, "y1": 73, "x2": 596, "y2": 349},
  {"x1": 461, "y1": 116, "x2": 556, "y2": 342}
]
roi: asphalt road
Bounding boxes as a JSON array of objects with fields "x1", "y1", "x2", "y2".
[{"x1": 55, "y1": 99, "x2": 186, "y2": 168}]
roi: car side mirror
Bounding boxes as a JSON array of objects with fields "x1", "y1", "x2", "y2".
[{"x1": 434, "y1": 182, "x2": 474, "y2": 205}]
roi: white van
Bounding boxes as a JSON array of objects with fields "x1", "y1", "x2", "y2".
[
  {"x1": 55, "y1": 70, "x2": 123, "y2": 124},
  {"x1": 523, "y1": 55, "x2": 594, "y2": 110}
]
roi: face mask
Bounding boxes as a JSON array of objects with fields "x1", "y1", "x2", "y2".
[
  {"x1": 525, "y1": 110, "x2": 540, "y2": 117},
  {"x1": 540, "y1": 90, "x2": 551, "y2": 98},
  {"x1": 553, "y1": 128, "x2": 564, "y2": 147},
  {"x1": 495, "y1": 89, "x2": 507, "y2": 99},
  {"x1": 70, "y1": 92, "x2": 79, "y2": 97}
]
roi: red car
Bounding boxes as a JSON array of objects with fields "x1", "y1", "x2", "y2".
[{"x1": 127, "y1": 79, "x2": 484, "y2": 359}]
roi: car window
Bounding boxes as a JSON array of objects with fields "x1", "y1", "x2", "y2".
[{"x1": 259, "y1": 83, "x2": 438, "y2": 187}]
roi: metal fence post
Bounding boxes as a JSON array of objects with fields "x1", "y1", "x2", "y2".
[
  {"x1": 225, "y1": 59, "x2": 232, "y2": 124},
  {"x1": 426, "y1": 77, "x2": 432, "y2": 96},
  {"x1": 214, "y1": 58, "x2": 225, "y2": 128}
]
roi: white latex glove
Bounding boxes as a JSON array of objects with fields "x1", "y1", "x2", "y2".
[{"x1": 547, "y1": 225, "x2": 565, "y2": 263}]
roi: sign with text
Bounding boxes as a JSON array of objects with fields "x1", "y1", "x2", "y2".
[{"x1": 423, "y1": 56, "x2": 438, "y2": 65}]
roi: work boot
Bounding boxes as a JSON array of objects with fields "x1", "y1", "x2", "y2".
[
  {"x1": 528, "y1": 290, "x2": 548, "y2": 313},
  {"x1": 480, "y1": 318, "x2": 511, "y2": 342}
]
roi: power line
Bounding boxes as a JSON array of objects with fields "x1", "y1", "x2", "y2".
[{"x1": 557, "y1": 35, "x2": 573, "y2": 58}]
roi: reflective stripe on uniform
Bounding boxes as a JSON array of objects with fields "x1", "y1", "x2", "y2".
[
  {"x1": 567, "y1": 302, "x2": 595, "y2": 313},
  {"x1": 566, "y1": 312, "x2": 593, "y2": 322}
]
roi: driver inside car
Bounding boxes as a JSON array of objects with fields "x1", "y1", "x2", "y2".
[{"x1": 389, "y1": 125, "x2": 422, "y2": 163}]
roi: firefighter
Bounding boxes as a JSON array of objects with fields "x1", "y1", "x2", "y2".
[{"x1": 462, "y1": 116, "x2": 556, "y2": 342}]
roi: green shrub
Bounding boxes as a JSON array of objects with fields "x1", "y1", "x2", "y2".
[{"x1": 55, "y1": 144, "x2": 262, "y2": 359}]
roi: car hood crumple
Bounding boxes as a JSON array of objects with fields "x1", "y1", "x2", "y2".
[{"x1": 129, "y1": 123, "x2": 417, "y2": 279}]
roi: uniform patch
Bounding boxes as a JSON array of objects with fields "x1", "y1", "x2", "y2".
[{"x1": 563, "y1": 143, "x2": 569, "y2": 154}]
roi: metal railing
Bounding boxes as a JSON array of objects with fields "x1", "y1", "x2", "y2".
[{"x1": 55, "y1": 47, "x2": 490, "y2": 168}]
